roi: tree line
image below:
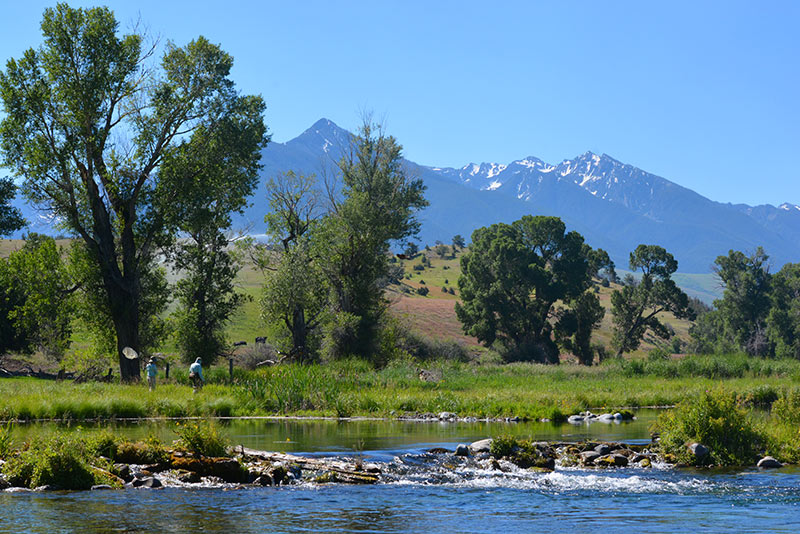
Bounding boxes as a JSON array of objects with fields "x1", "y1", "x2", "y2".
[{"x1": 1, "y1": 5, "x2": 798, "y2": 377}]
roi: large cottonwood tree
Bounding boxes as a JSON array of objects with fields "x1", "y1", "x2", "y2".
[{"x1": 0, "y1": 4, "x2": 266, "y2": 379}]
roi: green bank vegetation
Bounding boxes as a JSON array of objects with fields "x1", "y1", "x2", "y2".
[
  {"x1": 654, "y1": 387, "x2": 800, "y2": 466},
  {"x1": 0, "y1": 420, "x2": 229, "y2": 490},
  {"x1": 2, "y1": 355, "x2": 800, "y2": 423}
]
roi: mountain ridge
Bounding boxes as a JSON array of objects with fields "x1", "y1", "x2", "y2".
[{"x1": 8, "y1": 118, "x2": 800, "y2": 274}]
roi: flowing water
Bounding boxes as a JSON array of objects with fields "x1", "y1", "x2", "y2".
[{"x1": 2, "y1": 413, "x2": 799, "y2": 533}]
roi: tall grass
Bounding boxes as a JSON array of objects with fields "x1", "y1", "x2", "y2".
[{"x1": 1, "y1": 354, "x2": 800, "y2": 422}]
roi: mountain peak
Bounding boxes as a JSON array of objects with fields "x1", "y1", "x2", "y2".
[{"x1": 290, "y1": 118, "x2": 352, "y2": 154}]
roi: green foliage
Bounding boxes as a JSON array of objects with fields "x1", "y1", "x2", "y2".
[
  {"x1": 172, "y1": 232, "x2": 249, "y2": 365},
  {"x1": 771, "y1": 388, "x2": 800, "y2": 426},
  {"x1": 0, "y1": 422, "x2": 12, "y2": 459},
  {"x1": 0, "y1": 4, "x2": 263, "y2": 380},
  {"x1": 456, "y1": 215, "x2": 597, "y2": 363},
  {"x1": 451, "y1": 234, "x2": 466, "y2": 250},
  {"x1": 260, "y1": 172, "x2": 327, "y2": 361},
  {"x1": 0, "y1": 176, "x2": 24, "y2": 237},
  {"x1": 489, "y1": 434, "x2": 519, "y2": 458},
  {"x1": 3, "y1": 434, "x2": 99, "y2": 490},
  {"x1": 68, "y1": 242, "x2": 171, "y2": 360},
  {"x1": 556, "y1": 291, "x2": 605, "y2": 365},
  {"x1": 163, "y1": 93, "x2": 267, "y2": 365},
  {"x1": 175, "y1": 420, "x2": 229, "y2": 457},
  {"x1": 489, "y1": 435, "x2": 554, "y2": 468},
  {"x1": 654, "y1": 389, "x2": 764, "y2": 465},
  {"x1": 0, "y1": 235, "x2": 74, "y2": 359},
  {"x1": 314, "y1": 119, "x2": 428, "y2": 361},
  {"x1": 611, "y1": 245, "x2": 694, "y2": 356},
  {"x1": 766, "y1": 263, "x2": 800, "y2": 359},
  {"x1": 713, "y1": 248, "x2": 772, "y2": 356},
  {"x1": 115, "y1": 435, "x2": 170, "y2": 465}
]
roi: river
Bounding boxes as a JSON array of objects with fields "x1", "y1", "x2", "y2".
[{"x1": 1, "y1": 413, "x2": 799, "y2": 533}]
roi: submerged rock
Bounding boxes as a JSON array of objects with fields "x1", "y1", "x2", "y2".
[
  {"x1": 454, "y1": 444, "x2": 470, "y2": 457},
  {"x1": 757, "y1": 456, "x2": 782, "y2": 469},
  {"x1": 91, "y1": 485, "x2": 113, "y2": 491},
  {"x1": 176, "y1": 470, "x2": 201, "y2": 484},
  {"x1": 131, "y1": 477, "x2": 162, "y2": 489}
]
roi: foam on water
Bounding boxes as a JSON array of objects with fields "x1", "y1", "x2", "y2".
[{"x1": 382, "y1": 453, "x2": 734, "y2": 496}]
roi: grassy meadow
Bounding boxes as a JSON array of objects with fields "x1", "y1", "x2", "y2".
[{"x1": 2, "y1": 356, "x2": 799, "y2": 423}]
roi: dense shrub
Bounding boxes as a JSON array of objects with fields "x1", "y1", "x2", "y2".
[
  {"x1": 771, "y1": 388, "x2": 800, "y2": 426},
  {"x1": 176, "y1": 420, "x2": 229, "y2": 457},
  {"x1": 654, "y1": 389, "x2": 764, "y2": 466},
  {"x1": 3, "y1": 435, "x2": 99, "y2": 490},
  {"x1": 0, "y1": 422, "x2": 11, "y2": 459}
]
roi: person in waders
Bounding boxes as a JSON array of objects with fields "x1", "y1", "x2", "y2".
[
  {"x1": 189, "y1": 357, "x2": 204, "y2": 393},
  {"x1": 145, "y1": 358, "x2": 158, "y2": 391}
]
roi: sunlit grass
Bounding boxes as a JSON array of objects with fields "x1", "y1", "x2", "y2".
[{"x1": 2, "y1": 355, "x2": 799, "y2": 423}]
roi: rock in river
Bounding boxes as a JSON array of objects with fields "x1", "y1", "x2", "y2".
[
  {"x1": 757, "y1": 456, "x2": 782, "y2": 469},
  {"x1": 469, "y1": 439, "x2": 493, "y2": 454},
  {"x1": 687, "y1": 443, "x2": 709, "y2": 462},
  {"x1": 454, "y1": 444, "x2": 470, "y2": 457}
]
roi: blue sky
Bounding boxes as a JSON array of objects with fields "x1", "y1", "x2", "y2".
[{"x1": 2, "y1": 1, "x2": 798, "y2": 206}]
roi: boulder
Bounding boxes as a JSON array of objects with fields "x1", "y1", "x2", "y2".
[
  {"x1": 597, "y1": 454, "x2": 629, "y2": 467},
  {"x1": 33, "y1": 485, "x2": 57, "y2": 492},
  {"x1": 687, "y1": 443, "x2": 709, "y2": 462},
  {"x1": 132, "y1": 477, "x2": 162, "y2": 489},
  {"x1": 612, "y1": 412, "x2": 623, "y2": 420},
  {"x1": 91, "y1": 485, "x2": 113, "y2": 491},
  {"x1": 170, "y1": 455, "x2": 249, "y2": 483},
  {"x1": 594, "y1": 443, "x2": 612, "y2": 455},
  {"x1": 567, "y1": 415, "x2": 584, "y2": 424},
  {"x1": 112, "y1": 463, "x2": 133, "y2": 482},
  {"x1": 469, "y1": 439, "x2": 493, "y2": 454},
  {"x1": 438, "y1": 412, "x2": 457, "y2": 421},
  {"x1": 757, "y1": 456, "x2": 783, "y2": 469},
  {"x1": 454, "y1": 444, "x2": 470, "y2": 457},
  {"x1": 252, "y1": 475, "x2": 272, "y2": 486},
  {"x1": 579, "y1": 451, "x2": 601, "y2": 465},
  {"x1": 0, "y1": 475, "x2": 9, "y2": 490}
]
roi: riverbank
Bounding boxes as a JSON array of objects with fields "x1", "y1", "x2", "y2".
[{"x1": 1, "y1": 355, "x2": 799, "y2": 422}]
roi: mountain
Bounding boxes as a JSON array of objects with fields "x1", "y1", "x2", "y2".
[{"x1": 7, "y1": 118, "x2": 800, "y2": 275}]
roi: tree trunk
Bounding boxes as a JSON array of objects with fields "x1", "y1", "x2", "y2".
[
  {"x1": 104, "y1": 270, "x2": 142, "y2": 382},
  {"x1": 291, "y1": 305, "x2": 307, "y2": 359}
]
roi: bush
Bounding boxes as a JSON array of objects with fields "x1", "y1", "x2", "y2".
[
  {"x1": 176, "y1": 420, "x2": 229, "y2": 457},
  {"x1": 771, "y1": 388, "x2": 800, "y2": 426},
  {"x1": 416, "y1": 287, "x2": 429, "y2": 296},
  {"x1": 4, "y1": 435, "x2": 97, "y2": 490},
  {"x1": 413, "y1": 264, "x2": 424, "y2": 271},
  {"x1": 654, "y1": 389, "x2": 764, "y2": 466},
  {"x1": 0, "y1": 422, "x2": 12, "y2": 459}
]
